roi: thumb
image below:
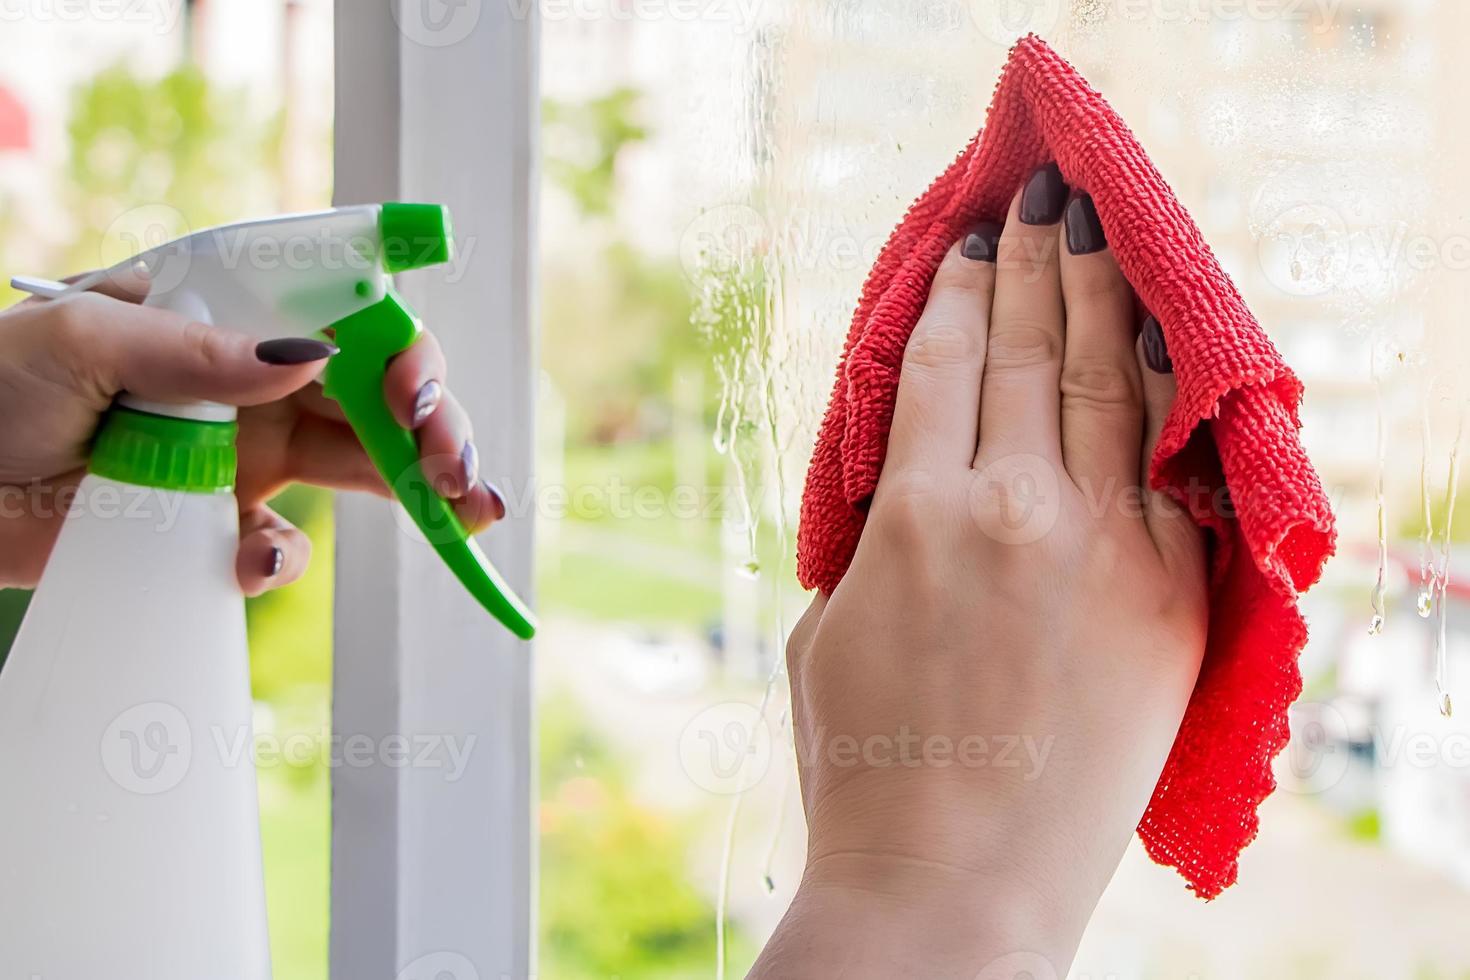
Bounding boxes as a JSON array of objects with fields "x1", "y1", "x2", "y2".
[{"x1": 53, "y1": 292, "x2": 335, "y2": 408}]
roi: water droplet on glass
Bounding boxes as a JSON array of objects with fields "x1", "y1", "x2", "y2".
[
  {"x1": 762, "y1": 874, "x2": 775, "y2": 894},
  {"x1": 1440, "y1": 691, "x2": 1454, "y2": 718},
  {"x1": 1368, "y1": 613, "x2": 1385, "y2": 636},
  {"x1": 738, "y1": 559, "x2": 761, "y2": 579},
  {"x1": 1418, "y1": 591, "x2": 1434, "y2": 618}
]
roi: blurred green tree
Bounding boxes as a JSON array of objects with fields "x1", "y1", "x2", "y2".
[
  {"x1": 539, "y1": 696, "x2": 749, "y2": 978},
  {"x1": 61, "y1": 64, "x2": 281, "y2": 273}
]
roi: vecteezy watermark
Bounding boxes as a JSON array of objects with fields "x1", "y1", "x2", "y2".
[
  {"x1": 386, "y1": 463, "x2": 768, "y2": 546},
  {"x1": 1113, "y1": 0, "x2": 1340, "y2": 26},
  {"x1": 392, "y1": 0, "x2": 484, "y2": 47},
  {"x1": 678, "y1": 700, "x2": 774, "y2": 795},
  {"x1": 392, "y1": 0, "x2": 770, "y2": 44},
  {"x1": 679, "y1": 204, "x2": 1073, "y2": 285},
  {"x1": 212, "y1": 728, "x2": 478, "y2": 783},
  {"x1": 1254, "y1": 196, "x2": 1470, "y2": 301},
  {"x1": 0, "y1": 0, "x2": 183, "y2": 31},
  {"x1": 965, "y1": 0, "x2": 1339, "y2": 44},
  {"x1": 797, "y1": 726, "x2": 1055, "y2": 779},
  {"x1": 676, "y1": 701, "x2": 1055, "y2": 795},
  {"x1": 1254, "y1": 201, "x2": 1350, "y2": 298},
  {"x1": 100, "y1": 703, "x2": 479, "y2": 794},
  {"x1": 535, "y1": 0, "x2": 768, "y2": 32},
  {"x1": 95, "y1": 202, "x2": 478, "y2": 296},
  {"x1": 0, "y1": 480, "x2": 187, "y2": 532},
  {"x1": 967, "y1": 0, "x2": 1064, "y2": 47},
  {"x1": 973, "y1": 950, "x2": 1061, "y2": 980},
  {"x1": 100, "y1": 701, "x2": 193, "y2": 795},
  {"x1": 678, "y1": 204, "x2": 890, "y2": 281},
  {"x1": 969, "y1": 453, "x2": 1064, "y2": 546},
  {"x1": 1282, "y1": 700, "x2": 1470, "y2": 796},
  {"x1": 395, "y1": 950, "x2": 481, "y2": 980}
]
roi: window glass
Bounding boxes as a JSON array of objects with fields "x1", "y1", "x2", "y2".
[{"x1": 539, "y1": 2, "x2": 1470, "y2": 977}]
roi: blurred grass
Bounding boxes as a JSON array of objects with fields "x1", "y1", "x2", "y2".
[
  {"x1": 259, "y1": 762, "x2": 330, "y2": 980},
  {"x1": 249, "y1": 487, "x2": 334, "y2": 980}
]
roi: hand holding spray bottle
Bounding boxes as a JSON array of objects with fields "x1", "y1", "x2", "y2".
[{"x1": 0, "y1": 204, "x2": 534, "y2": 979}]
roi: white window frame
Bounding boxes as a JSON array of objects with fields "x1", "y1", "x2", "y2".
[{"x1": 330, "y1": 3, "x2": 538, "y2": 977}]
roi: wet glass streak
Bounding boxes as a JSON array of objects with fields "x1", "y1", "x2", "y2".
[
  {"x1": 1432, "y1": 399, "x2": 1465, "y2": 717},
  {"x1": 1419, "y1": 394, "x2": 1436, "y2": 618},
  {"x1": 1370, "y1": 355, "x2": 1387, "y2": 636}
]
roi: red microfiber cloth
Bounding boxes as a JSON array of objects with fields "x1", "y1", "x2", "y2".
[{"x1": 796, "y1": 35, "x2": 1336, "y2": 899}]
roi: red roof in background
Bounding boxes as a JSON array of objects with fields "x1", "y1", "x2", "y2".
[{"x1": 0, "y1": 85, "x2": 31, "y2": 152}]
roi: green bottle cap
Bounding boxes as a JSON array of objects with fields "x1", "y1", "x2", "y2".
[
  {"x1": 379, "y1": 203, "x2": 454, "y2": 273},
  {"x1": 89, "y1": 407, "x2": 238, "y2": 494}
]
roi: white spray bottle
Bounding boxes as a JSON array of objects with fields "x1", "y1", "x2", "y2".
[{"x1": 0, "y1": 203, "x2": 535, "y2": 979}]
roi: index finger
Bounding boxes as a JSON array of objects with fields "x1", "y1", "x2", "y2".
[{"x1": 884, "y1": 224, "x2": 1000, "y2": 474}]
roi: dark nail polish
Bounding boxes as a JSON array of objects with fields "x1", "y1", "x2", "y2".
[
  {"x1": 266, "y1": 546, "x2": 285, "y2": 578},
  {"x1": 1019, "y1": 162, "x2": 1068, "y2": 225},
  {"x1": 1142, "y1": 316, "x2": 1173, "y2": 374},
  {"x1": 412, "y1": 379, "x2": 442, "y2": 427},
  {"x1": 255, "y1": 338, "x2": 339, "y2": 365},
  {"x1": 483, "y1": 480, "x2": 507, "y2": 521},
  {"x1": 960, "y1": 221, "x2": 1004, "y2": 262},
  {"x1": 461, "y1": 441, "x2": 480, "y2": 488},
  {"x1": 1064, "y1": 193, "x2": 1106, "y2": 255}
]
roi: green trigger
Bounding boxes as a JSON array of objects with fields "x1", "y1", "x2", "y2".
[{"x1": 321, "y1": 289, "x2": 536, "y2": 640}]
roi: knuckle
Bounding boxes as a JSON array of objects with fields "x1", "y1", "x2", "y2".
[
  {"x1": 930, "y1": 254, "x2": 994, "y2": 299},
  {"x1": 1000, "y1": 235, "x2": 1059, "y2": 281},
  {"x1": 986, "y1": 322, "x2": 1061, "y2": 371},
  {"x1": 181, "y1": 319, "x2": 228, "y2": 372},
  {"x1": 904, "y1": 320, "x2": 979, "y2": 372},
  {"x1": 49, "y1": 293, "x2": 104, "y2": 351},
  {"x1": 870, "y1": 481, "x2": 940, "y2": 552},
  {"x1": 878, "y1": 465, "x2": 941, "y2": 502},
  {"x1": 1060, "y1": 358, "x2": 1141, "y2": 410},
  {"x1": 181, "y1": 320, "x2": 217, "y2": 365},
  {"x1": 1065, "y1": 263, "x2": 1130, "y2": 304},
  {"x1": 291, "y1": 532, "x2": 314, "y2": 568}
]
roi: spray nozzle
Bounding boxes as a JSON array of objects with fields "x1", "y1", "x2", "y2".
[
  {"x1": 14, "y1": 202, "x2": 536, "y2": 640},
  {"x1": 324, "y1": 203, "x2": 535, "y2": 638},
  {"x1": 379, "y1": 202, "x2": 455, "y2": 272}
]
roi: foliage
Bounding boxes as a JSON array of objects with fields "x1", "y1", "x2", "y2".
[
  {"x1": 543, "y1": 241, "x2": 704, "y2": 444},
  {"x1": 61, "y1": 63, "x2": 281, "y2": 273},
  {"x1": 540, "y1": 696, "x2": 748, "y2": 978},
  {"x1": 543, "y1": 87, "x2": 648, "y2": 218}
]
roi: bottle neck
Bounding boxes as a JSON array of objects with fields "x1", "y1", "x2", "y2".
[
  {"x1": 89, "y1": 406, "x2": 238, "y2": 494},
  {"x1": 117, "y1": 393, "x2": 238, "y2": 423}
]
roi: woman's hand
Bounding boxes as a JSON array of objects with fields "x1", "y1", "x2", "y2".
[
  {"x1": 0, "y1": 268, "x2": 504, "y2": 593},
  {"x1": 754, "y1": 165, "x2": 1207, "y2": 978}
]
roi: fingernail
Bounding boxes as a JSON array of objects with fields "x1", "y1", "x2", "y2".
[
  {"x1": 461, "y1": 441, "x2": 480, "y2": 489},
  {"x1": 1020, "y1": 162, "x2": 1068, "y2": 225},
  {"x1": 412, "y1": 379, "x2": 442, "y2": 427},
  {"x1": 1064, "y1": 193, "x2": 1106, "y2": 255},
  {"x1": 256, "y1": 338, "x2": 339, "y2": 365},
  {"x1": 484, "y1": 480, "x2": 507, "y2": 521},
  {"x1": 1142, "y1": 316, "x2": 1173, "y2": 374},
  {"x1": 266, "y1": 546, "x2": 285, "y2": 578},
  {"x1": 960, "y1": 221, "x2": 1004, "y2": 262}
]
